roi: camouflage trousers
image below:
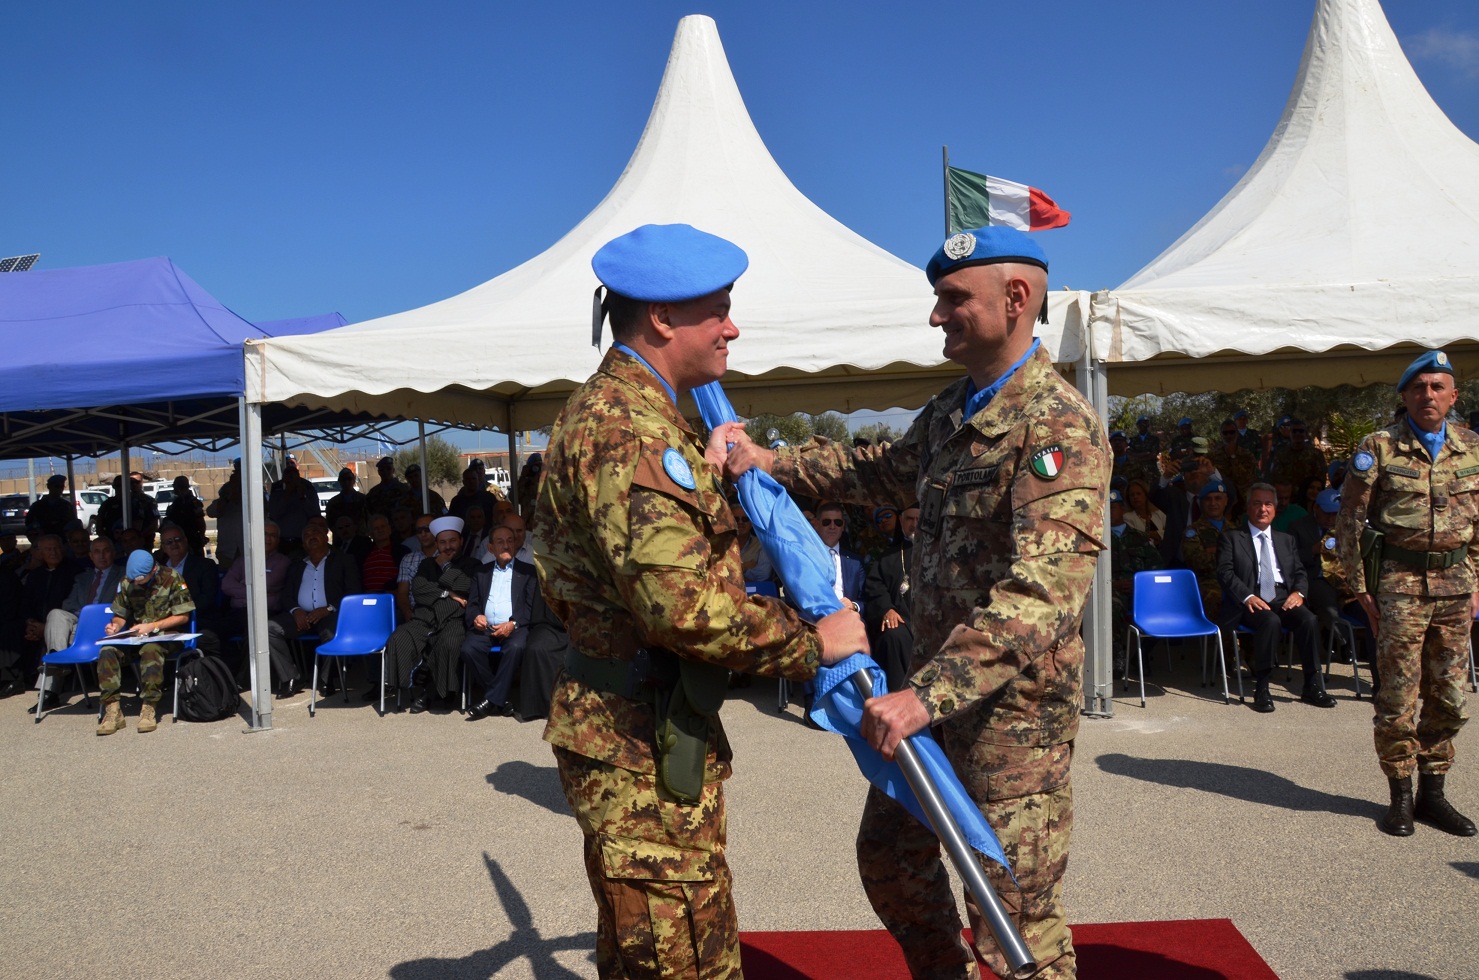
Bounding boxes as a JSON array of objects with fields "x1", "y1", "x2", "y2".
[
  {"x1": 857, "y1": 740, "x2": 1075, "y2": 980},
  {"x1": 553, "y1": 746, "x2": 738, "y2": 980},
  {"x1": 1373, "y1": 593, "x2": 1471, "y2": 779},
  {"x1": 98, "y1": 642, "x2": 176, "y2": 705}
]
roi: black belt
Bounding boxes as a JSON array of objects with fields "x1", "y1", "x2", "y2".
[
  {"x1": 1383, "y1": 543, "x2": 1469, "y2": 570},
  {"x1": 562, "y1": 646, "x2": 676, "y2": 700}
]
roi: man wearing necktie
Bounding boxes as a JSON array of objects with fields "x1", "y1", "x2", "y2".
[
  {"x1": 1216, "y1": 482, "x2": 1332, "y2": 713},
  {"x1": 815, "y1": 502, "x2": 865, "y2": 611}
]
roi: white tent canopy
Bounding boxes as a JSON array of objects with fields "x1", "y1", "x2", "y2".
[
  {"x1": 244, "y1": 15, "x2": 1087, "y2": 430},
  {"x1": 1090, "y1": 0, "x2": 1479, "y2": 396}
]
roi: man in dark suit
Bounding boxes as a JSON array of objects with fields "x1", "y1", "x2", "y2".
[
  {"x1": 817, "y1": 502, "x2": 865, "y2": 606},
  {"x1": 461, "y1": 525, "x2": 538, "y2": 720},
  {"x1": 268, "y1": 518, "x2": 362, "y2": 695},
  {"x1": 864, "y1": 504, "x2": 917, "y2": 695},
  {"x1": 1217, "y1": 482, "x2": 1336, "y2": 713},
  {"x1": 158, "y1": 523, "x2": 222, "y2": 656}
]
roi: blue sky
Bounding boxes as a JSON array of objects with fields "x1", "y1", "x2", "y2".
[{"x1": 5, "y1": 2, "x2": 1479, "y2": 358}]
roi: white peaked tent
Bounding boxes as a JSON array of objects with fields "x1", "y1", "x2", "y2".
[
  {"x1": 1090, "y1": 0, "x2": 1479, "y2": 396},
  {"x1": 244, "y1": 14, "x2": 1088, "y2": 431}
]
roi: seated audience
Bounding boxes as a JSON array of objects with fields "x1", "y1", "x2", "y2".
[
  {"x1": 460, "y1": 505, "x2": 489, "y2": 562},
  {"x1": 95, "y1": 550, "x2": 195, "y2": 736},
  {"x1": 267, "y1": 519, "x2": 361, "y2": 696},
  {"x1": 220, "y1": 522, "x2": 293, "y2": 644},
  {"x1": 157, "y1": 523, "x2": 221, "y2": 655},
  {"x1": 65, "y1": 525, "x2": 91, "y2": 564},
  {"x1": 1108, "y1": 488, "x2": 1162, "y2": 677},
  {"x1": 1122, "y1": 479, "x2": 1166, "y2": 548},
  {"x1": 1181, "y1": 480, "x2": 1238, "y2": 617},
  {"x1": 863, "y1": 503, "x2": 917, "y2": 694},
  {"x1": 732, "y1": 502, "x2": 773, "y2": 584},
  {"x1": 1305, "y1": 487, "x2": 1377, "y2": 691},
  {"x1": 461, "y1": 526, "x2": 538, "y2": 720},
  {"x1": 382, "y1": 517, "x2": 479, "y2": 711},
  {"x1": 394, "y1": 514, "x2": 438, "y2": 623},
  {"x1": 334, "y1": 514, "x2": 373, "y2": 565},
  {"x1": 20, "y1": 535, "x2": 80, "y2": 680},
  {"x1": 267, "y1": 461, "x2": 322, "y2": 554},
  {"x1": 448, "y1": 465, "x2": 499, "y2": 524},
  {"x1": 360, "y1": 513, "x2": 407, "y2": 595},
  {"x1": 35, "y1": 535, "x2": 123, "y2": 711},
  {"x1": 1216, "y1": 483, "x2": 1335, "y2": 713}
]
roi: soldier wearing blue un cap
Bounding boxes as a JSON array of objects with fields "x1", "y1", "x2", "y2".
[
  {"x1": 1336, "y1": 348, "x2": 1479, "y2": 838},
  {"x1": 539, "y1": 223, "x2": 867, "y2": 979}
]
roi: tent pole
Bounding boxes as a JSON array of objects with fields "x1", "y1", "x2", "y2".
[
  {"x1": 240, "y1": 397, "x2": 272, "y2": 731},
  {"x1": 26, "y1": 458, "x2": 36, "y2": 504},
  {"x1": 417, "y1": 421, "x2": 430, "y2": 514},
  {"x1": 65, "y1": 457, "x2": 76, "y2": 514},
  {"x1": 1075, "y1": 309, "x2": 1113, "y2": 718},
  {"x1": 505, "y1": 404, "x2": 519, "y2": 510},
  {"x1": 120, "y1": 443, "x2": 132, "y2": 530}
]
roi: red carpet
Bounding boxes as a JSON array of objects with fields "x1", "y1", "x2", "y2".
[{"x1": 740, "y1": 919, "x2": 1277, "y2": 979}]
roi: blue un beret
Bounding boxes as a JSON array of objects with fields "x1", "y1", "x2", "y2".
[
  {"x1": 1315, "y1": 488, "x2": 1341, "y2": 513},
  {"x1": 1177, "y1": 416, "x2": 1193, "y2": 427},
  {"x1": 125, "y1": 549, "x2": 155, "y2": 579},
  {"x1": 1397, "y1": 349, "x2": 1454, "y2": 392},
  {"x1": 1136, "y1": 415, "x2": 1150, "y2": 424},
  {"x1": 925, "y1": 226, "x2": 1048, "y2": 287},
  {"x1": 1198, "y1": 480, "x2": 1229, "y2": 500},
  {"x1": 1109, "y1": 430, "x2": 1127, "y2": 441},
  {"x1": 1109, "y1": 488, "x2": 1125, "y2": 504},
  {"x1": 592, "y1": 224, "x2": 748, "y2": 303}
]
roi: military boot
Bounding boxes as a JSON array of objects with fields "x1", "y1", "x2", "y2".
[
  {"x1": 1414, "y1": 772, "x2": 1477, "y2": 836},
  {"x1": 137, "y1": 703, "x2": 158, "y2": 734},
  {"x1": 95, "y1": 701, "x2": 126, "y2": 737},
  {"x1": 1379, "y1": 775, "x2": 1414, "y2": 836}
]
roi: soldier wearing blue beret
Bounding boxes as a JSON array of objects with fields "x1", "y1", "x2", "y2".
[
  {"x1": 721, "y1": 224, "x2": 1109, "y2": 978},
  {"x1": 537, "y1": 224, "x2": 867, "y2": 978},
  {"x1": 1337, "y1": 348, "x2": 1479, "y2": 837}
]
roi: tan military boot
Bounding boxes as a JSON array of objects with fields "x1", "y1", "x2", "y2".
[
  {"x1": 137, "y1": 703, "x2": 158, "y2": 734},
  {"x1": 96, "y1": 701, "x2": 126, "y2": 737}
]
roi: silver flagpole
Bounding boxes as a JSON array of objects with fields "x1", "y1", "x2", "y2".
[{"x1": 849, "y1": 669, "x2": 1036, "y2": 979}]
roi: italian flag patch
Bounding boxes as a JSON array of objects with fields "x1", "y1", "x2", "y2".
[{"x1": 1030, "y1": 445, "x2": 1065, "y2": 480}]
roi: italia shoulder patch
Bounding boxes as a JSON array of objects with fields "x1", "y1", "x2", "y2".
[
  {"x1": 1352, "y1": 451, "x2": 1375, "y2": 473},
  {"x1": 661, "y1": 447, "x2": 697, "y2": 490},
  {"x1": 1029, "y1": 445, "x2": 1065, "y2": 480}
]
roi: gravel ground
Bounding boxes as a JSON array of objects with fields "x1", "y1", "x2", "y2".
[{"x1": 0, "y1": 647, "x2": 1474, "y2": 980}]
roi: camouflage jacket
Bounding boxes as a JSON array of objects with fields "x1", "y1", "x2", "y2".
[
  {"x1": 1267, "y1": 443, "x2": 1328, "y2": 492},
  {"x1": 1338, "y1": 422, "x2": 1479, "y2": 597},
  {"x1": 1182, "y1": 516, "x2": 1240, "y2": 613},
  {"x1": 772, "y1": 345, "x2": 1109, "y2": 749},
  {"x1": 1169, "y1": 433, "x2": 1198, "y2": 460},
  {"x1": 365, "y1": 478, "x2": 416, "y2": 519},
  {"x1": 109, "y1": 566, "x2": 196, "y2": 626},
  {"x1": 1109, "y1": 526, "x2": 1161, "y2": 590},
  {"x1": 1316, "y1": 527, "x2": 1357, "y2": 597},
  {"x1": 536, "y1": 348, "x2": 822, "y2": 776},
  {"x1": 1209, "y1": 444, "x2": 1259, "y2": 498}
]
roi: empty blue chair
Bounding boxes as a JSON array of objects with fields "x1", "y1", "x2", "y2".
[
  {"x1": 34, "y1": 603, "x2": 114, "y2": 724},
  {"x1": 309, "y1": 594, "x2": 395, "y2": 717},
  {"x1": 1126, "y1": 570, "x2": 1234, "y2": 708}
]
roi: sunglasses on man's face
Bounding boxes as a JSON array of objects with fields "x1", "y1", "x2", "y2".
[{"x1": 818, "y1": 518, "x2": 845, "y2": 527}]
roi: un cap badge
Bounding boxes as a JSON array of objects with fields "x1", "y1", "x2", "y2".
[
  {"x1": 1437, "y1": 351, "x2": 1449, "y2": 366},
  {"x1": 942, "y1": 233, "x2": 976, "y2": 260}
]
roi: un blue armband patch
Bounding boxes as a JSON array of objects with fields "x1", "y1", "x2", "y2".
[{"x1": 1352, "y1": 451, "x2": 1375, "y2": 473}]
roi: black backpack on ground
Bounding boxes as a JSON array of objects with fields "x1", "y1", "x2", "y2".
[{"x1": 175, "y1": 650, "x2": 241, "y2": 722}]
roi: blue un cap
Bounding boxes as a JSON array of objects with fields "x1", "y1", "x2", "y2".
[
  {"x1": 1199, "y1": 480, "x2": 1229, "y2": 500},
  {"x1": 926, "y1": 227, "x2": 1048, "y2": 287},
  {"x1": 1177, "y1": 416, "x2": 1193, "y2": 427},
  {"x1": 1397, "y1": 349, "x2": 1454, "y2": 392},
  {"x1": 590, "y1": 224, "x2": 748, "y2": 347},
  {"x1": 125, "y1": 549, "x2": 155, "y2": 580},
  {"x1": 1109, "y1": 488, "x2": 1125, "y2": 504},
  {"x1": 1315, "y1": 488, "x2": 1341, "y2": 513}
]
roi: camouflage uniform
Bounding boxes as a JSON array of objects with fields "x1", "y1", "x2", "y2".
[
  {"x1": 1235, "y1": 427, "x2": 1262, "y2": 458},
  {"x1": 1168, "y1": 432, "x2": 1197, "y2": 460},
  {"x1": 365, "y1": 477, "x2": 416, "y2": 519},
  {"x1": 1109, "y1": 526, "x2": 1161, "y2": 670},
  {"x1": 1180, "y1": 517, "x2": 1239, "y2": 620},
  {"x1": 771, "y1": 345, "x2": 1109, "y2": 980},
  {"x1": 1338, "y1": 422, "x2": 1479, "y2": 779},
  {"x1": 537, "y1": 348, "x2": 823, "y2": 980},
  {"x1": 1268, "y1": 442, "x2": 1328, "y2": 494},
  {"x1": 1209, "y1": 444, "x2": 1259, "y2": 503},
  {"x1": 98, "y1": 567, "x2": 195, "y2": 705}
]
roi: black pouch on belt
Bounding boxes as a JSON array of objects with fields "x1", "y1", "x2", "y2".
[
  {"x1": 1359, "y1": 527, "x2": 1384, "y2": 594},
  {"x1": 654, "y1": 658, "x2": 730, "y2": 805}
]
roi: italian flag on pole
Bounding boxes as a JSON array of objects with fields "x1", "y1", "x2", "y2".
[{"x1": 947, "y1": 166, "x2": 1071, "y2": 234}]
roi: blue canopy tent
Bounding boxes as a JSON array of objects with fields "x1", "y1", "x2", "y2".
[{"x1": 0, "y1": 257, "x2": 381, "y2": 730}]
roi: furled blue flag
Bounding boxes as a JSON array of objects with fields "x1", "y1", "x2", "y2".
[{"x1": 691, "y1": 381, "x2": 1009, "y2": 872}]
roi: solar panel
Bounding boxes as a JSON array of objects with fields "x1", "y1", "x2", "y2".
[{"x1": 0, "y1": 254, "x2": 39, "y2": 272}]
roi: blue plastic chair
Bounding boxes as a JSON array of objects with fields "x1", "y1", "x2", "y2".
[
  {"x1": 34, "y1": 604, "x2": 114, "y2": 724},
  {"x1": 1126, "y1": 570, "x2": 1233, "y2": 707},
  {"x1": 309, "y1": 594, "x2": 395, "y2": 717}
]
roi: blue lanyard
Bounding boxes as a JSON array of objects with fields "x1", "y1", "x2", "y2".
[{"x1": 613, "y1": 342, "x2": 677, "y2": 404}]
